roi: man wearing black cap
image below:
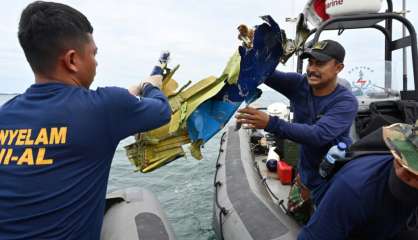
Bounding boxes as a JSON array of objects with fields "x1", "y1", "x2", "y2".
[{"x1": 236, "y1": 39, "x2": 358, "y2": 206}]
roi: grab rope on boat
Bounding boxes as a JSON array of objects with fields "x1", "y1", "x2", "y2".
[
  {"x1": 213, "y1": 132, "x2": 228, "y2": 240},
  {"x1": 254, "y1": 157, "x2": 289, "y2": 214}
]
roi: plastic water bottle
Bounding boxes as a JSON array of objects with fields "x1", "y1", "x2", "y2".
[{"x1": 319, "y1": 142, "x2": 347, "y2": 178}]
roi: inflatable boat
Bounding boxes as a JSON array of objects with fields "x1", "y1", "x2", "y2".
[
  {"x1": 212, "y1": 126, "x2": 300, "y2": 240},
  {"x1": 101, "y1": 188, "x2": 176, "y2": 240}
]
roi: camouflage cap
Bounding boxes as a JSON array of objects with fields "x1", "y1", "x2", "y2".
[{"x1": 383, "y1": 121, "x2": 418, "y2": 175}]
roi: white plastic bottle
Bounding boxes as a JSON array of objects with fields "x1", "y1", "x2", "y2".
[
  {"x1": 319, "y1": 142, "x2": 347, "y2": 178},
  {"x1": 266, "y1": 147, "x2": 279, "y2": 172}
]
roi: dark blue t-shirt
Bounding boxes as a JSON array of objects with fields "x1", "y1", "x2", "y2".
[
  {"x1": 264, "y1": 71, "x2": 358, "y2": 201},
  {"x1": 298, "y1": 154, "x2": 415, "y2": 240},
  {"x1": 0, "y1": 83, "x2": 171, "y2": 239}
]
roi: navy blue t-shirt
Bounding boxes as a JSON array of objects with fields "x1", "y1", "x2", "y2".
[
  {"x1": 264, "y1": 71, "x2": 358, "y2": 202},
  {"x1": 298, "y1": 154, "x2": 415, "y2": 240},
  {"x1": 0, "y1": 83, "x2": 170, "y2": 239}
]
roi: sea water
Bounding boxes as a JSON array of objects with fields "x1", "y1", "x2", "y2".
[{"x1": 0, "y1": 91, "x2": 287, "y2": 240}]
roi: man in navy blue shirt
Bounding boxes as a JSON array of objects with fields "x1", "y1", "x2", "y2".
[
  {"x1": 0, "y1": 1, "x2": 171, "y2": 239},
  {"x1": 236, "y1": 40, "x2": 358, "y2": 205},
  {"x1": 298, "y1": 123, "x2": 418, "y2": 240}
]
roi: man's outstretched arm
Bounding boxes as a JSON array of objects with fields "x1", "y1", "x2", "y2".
[
  {"x1": 236, "y1": 97, "x2": 357, "y2": 147},
  {"x1": 265, "y1": 98, "x2": 357, "y2": 147},
  {"x1": 100, "y1": 84, "x2": 171, "y2": 142},
  {"x1": 264, "y1": 71, "x2": 305, "y2": 99}
]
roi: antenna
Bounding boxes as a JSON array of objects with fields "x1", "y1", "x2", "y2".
[{"x1": 402, "y1": 0, "x2": 408, "y2": 91}]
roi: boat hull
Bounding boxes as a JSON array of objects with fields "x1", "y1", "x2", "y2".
[
  {"x1": 101, "y1": 187, "x2": 175, "y2": 240},
  {"x1": 213, "y1": 127, "x2": 300, "y2": 240}
]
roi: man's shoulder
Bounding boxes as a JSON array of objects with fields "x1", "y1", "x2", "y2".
[
  {"x1": 54, "y1": 86, "x2": 132, "y2": 107},
  {"x1": 329, "y1": 85, "x2": 358, "y2": 108},
  {"x1": 43, "y1": 86, "x2": 135, "y2": 111},
  {"x1": 90, "y1": 87, "x2": 133, "y2": 104},
  {"x1": 91, "y1": 87, "x2": 143, "y2": 113},
  {"x1": 94, "y1": 86, "x2": 129, "y2": 97},
  {"x1": 1, "y1": 94, "x2": 21, "y2": 108},
  {"x1": 336, "y1": 154, "x2": 393, "y2": 192},
  {"x1": 336, "y1": 84, "x2": 357, "y2": 100}
]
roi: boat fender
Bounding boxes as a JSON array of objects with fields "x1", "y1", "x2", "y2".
[{"x1": 325, "y1": 0, "x2": 383, "y2": 17}]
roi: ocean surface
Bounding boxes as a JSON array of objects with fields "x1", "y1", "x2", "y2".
[{"x1": 0, "y1": 91, "x2": 286, "y2": 240}]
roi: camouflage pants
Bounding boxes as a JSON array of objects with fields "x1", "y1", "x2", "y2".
[{"x1": 287, "y1": 174, "x2": 314, "y2": 224}]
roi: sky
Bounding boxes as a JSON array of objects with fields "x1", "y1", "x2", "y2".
[{"x1": 0, "y1": 0, "x2": 417, "y2": 93}]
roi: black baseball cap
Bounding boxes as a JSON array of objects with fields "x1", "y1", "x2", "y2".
[{"x1": 301, "y1": 40, "x2": 345, "y2": 63}]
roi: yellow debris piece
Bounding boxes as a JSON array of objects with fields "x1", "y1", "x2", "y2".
[{"x1": 125, "y1": 52, "x2": 241, "y2": 172}]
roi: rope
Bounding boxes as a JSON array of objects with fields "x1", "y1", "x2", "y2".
[
  {"x1": 261, "y1": 177, "x2": 280, "y2": 201},
  {"x1": 254, "y1": 153, "x2": 289, "y2": 214},
  {"x1": 213, "y1": 132, "x2": 228, "y2": 240}
]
